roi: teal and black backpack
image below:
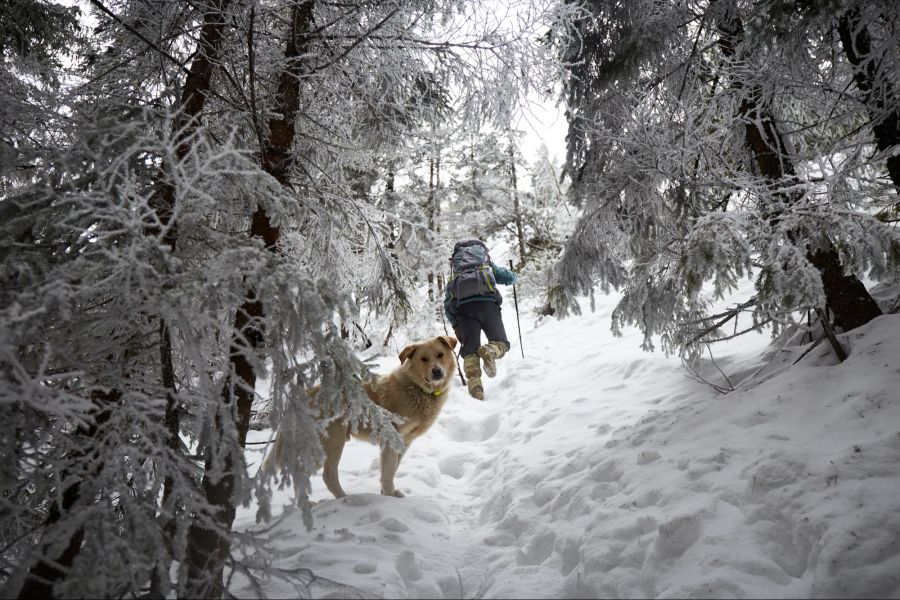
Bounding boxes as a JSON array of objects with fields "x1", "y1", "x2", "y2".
[{"x1": 448, "y1": 240, "x2": 499, "y2": 306}]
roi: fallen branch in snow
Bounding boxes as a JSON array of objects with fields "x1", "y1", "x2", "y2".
[
  {"x1": 681, "y1": 346, "x2": 735, "y2": 395},
  {"x1": 815, "y1": 308, "x2": 848, "y2": 362},
  {"x1": 687, "y1": 297, "x2": 759, "y2": 346},
  {"x1": 792, "y1": 334, "x2": 825, "y2": 365},
  {"x1": 226, "y1": 550, "x2": 372, "y2": 599}
]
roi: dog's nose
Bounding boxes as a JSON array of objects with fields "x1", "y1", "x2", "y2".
[{"x1": 431, "y1": 366, "x2": 444, "y2": 380}]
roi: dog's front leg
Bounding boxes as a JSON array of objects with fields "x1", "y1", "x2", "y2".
[{"x1": 379, "y1": 446, "x2": 405, "y2": 497}]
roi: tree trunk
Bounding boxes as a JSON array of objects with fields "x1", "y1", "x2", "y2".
[
  {"x1": 148, "y1": 320, "x2": 181, "y2": 599},
  {"x1": 18, "y1": 2, "x2": 233, "y2": 597},
  {"x1": 182, "y1": 2, "x2": 314, "y2": 597},
  {"x1": 426, "y1": 149, "x2": 442, "y2": 303},
  {"x1": 149, "y1": 0, "x2": 232, "y2": 247},
  {"x1": 507, "y1": 134, "x2": 526, "y2": 267},
  {"x1": 146, "y1": 2, "x2": 232, "y2": 595},
  {"x1": 716, "y1": 8, "x2": 882, "y2": 332},
  {"x1": 836, "y1": 5, "x2": 900, "y2": 195},
  {"x1": 427, "y1": 155, "x2": 435, "y2": 302},
  {"x1": 469, "y1": 136, "x2": 479, "y2": 206}
]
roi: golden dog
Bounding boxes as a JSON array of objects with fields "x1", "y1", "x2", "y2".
[{"x1": 265, "y1": 335, "x2": 458, "y2": 498}]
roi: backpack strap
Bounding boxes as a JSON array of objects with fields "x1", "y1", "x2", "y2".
[{"x1": 481, "y1": 265, "x2": 495, "y2": 292}]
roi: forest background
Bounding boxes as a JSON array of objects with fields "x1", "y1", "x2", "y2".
[{"x1": 1, "y1": 0, "x2": 897, "y2": 597}]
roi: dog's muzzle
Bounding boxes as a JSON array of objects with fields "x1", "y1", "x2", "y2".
[{"x1": 430, "y1": 366, "x2": 444, "y2": 381}]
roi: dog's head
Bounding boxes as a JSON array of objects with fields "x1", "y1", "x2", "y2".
[{"x1": 398, "y1": 336, "x2": 458, "y2": 395}]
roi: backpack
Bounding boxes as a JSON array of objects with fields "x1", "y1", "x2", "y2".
[{"x1": 448, "y1": 240, "x2": 498, "y2": 306}]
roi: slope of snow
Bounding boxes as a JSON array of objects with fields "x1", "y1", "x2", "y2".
[{"x1": 236, "y1": 288, "x2": 900, "y2": 599}]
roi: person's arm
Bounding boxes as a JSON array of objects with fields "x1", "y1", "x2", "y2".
[{"x1": 491, "y1": 263, "x2": 517, "y2": 285}]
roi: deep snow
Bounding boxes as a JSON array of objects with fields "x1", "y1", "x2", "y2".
[{"x1": 235, "y1": 281, "x2": 900, "y2": 599}]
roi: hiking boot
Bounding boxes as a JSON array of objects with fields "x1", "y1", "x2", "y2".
[
  {"x1": 463, "y1": 354, "x2": 482, "y2": 379},
  {"x1": 478, "y1": 341, "x2": 507, "y2": 378},
  {"x1": 467, "y1": 375, "x2": 484, "y2": 401},
  {"x1": 463, "y1": 354, "x2": 484, "y2": 400}
]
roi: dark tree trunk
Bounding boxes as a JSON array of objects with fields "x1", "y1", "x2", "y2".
[
  {"x1": 149, "y1": 0, "x2": 232, "y2": 247},
  {"x1": 426, "y1": 149, "x2": 441, "y2": 303},
  {"x1": 836, "y1": 6, "x2": 900, "y2": 195},
  {"x1": 716, "y1": 9, "x2": 882, "y2": 333},
  {"x1": 149, "y1": 320, "x2": 182, "y2": 598},
  {"x1": 143, "y1": 2, "x2": 232, "y2": 595},
  {"x1": 182, "y1": 2, "x2": 314, "y2": 597},
  {"x1": 507, "y1": 135, "x2": 526, "y2": 267}
]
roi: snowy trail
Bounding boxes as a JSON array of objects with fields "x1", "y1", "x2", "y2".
[
  {"x1": 236, "y1": 296, "x2": 724, "y2": 596},
  {"x1": 235, "y1": 289, "x2": 900, "y2": 598}
]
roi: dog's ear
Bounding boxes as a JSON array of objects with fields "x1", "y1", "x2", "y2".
[
  {"x1": 399, "y1": 343, "x2": 418, "y2": 363},
  {"x1": 437, "y1": 335, "x2": 458, "y2": 350}
]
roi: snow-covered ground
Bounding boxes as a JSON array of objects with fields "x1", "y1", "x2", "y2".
[{"x1": 235, "y1": 284, "x2": 900, "y2": 599}]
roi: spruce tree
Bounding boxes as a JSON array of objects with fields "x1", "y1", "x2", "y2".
[{"x1": 550, "y1": 0, "x2": 898, "y2": 356}]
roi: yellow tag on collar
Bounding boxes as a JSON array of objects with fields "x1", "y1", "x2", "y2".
[{"x1": 433, "y1": 389, "x2": 443, "y2": 396}]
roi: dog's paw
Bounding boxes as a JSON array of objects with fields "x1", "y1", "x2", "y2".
[{"x1": 382, "y1": 489, "x2": 405, "y2": 498}]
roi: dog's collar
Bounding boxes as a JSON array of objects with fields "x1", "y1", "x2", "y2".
[{"x1": 432, "y1": 389, "x2": 444, "y2": 396}]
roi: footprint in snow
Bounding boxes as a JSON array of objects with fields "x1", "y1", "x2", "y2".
[
  {"x1": 631, "y1": 488, "x2": 662, "y2": 508},
  {"x1": 623, "y1": 359, "x2": 644, "y2": 379},
  {"x1": 590, "y1": 482, "x2": 619, "y2": 500},
  {"x1": 441, "y1": 412, "x2": 500, "y2": 443},
  {"x1": 590, "y1": 461, "x2": 624, "y2": 482},
  {"x1": 340, "y1": 493, "x2": 378, "y2": 507},
  {"x1": 355, "y1": 509, "x2": 382, "y2": 525},
  {"x1": 629, "y1": 425, "x2": 657, "y2": 446},
  {"x1": 517, "y1": 529, "x2": 557, "y2": 566},
  {"x1": 395, "y1": 548, "x2": 422, "y2": 583},
  {"x1": 353, "y1": 562, "x2": 377, "y2": 574},
  {"x1": 438, "y1": 455, "x2": 467, "y2": 479},
  {"x1": 637, "y1": 450, "x2": 662, "y2": 465},
  {"x1": 380, "y1": 517, "x2": 409, "y2": 533},
  {"x1": 653, "y1": 514, "x2": 702, "y2": 559},
  {"x1": 559, "y1": 537, "x2": 581, "y2": 576},
  {"x1": 532, "y1": 484, "x2": 557, "y2": 507},
  {"x1": 332, "y1": 527, "x2": 356, "y2": 542},
  {"x1": 531, "y1": 412, "x2": 557, "y2": 428}
]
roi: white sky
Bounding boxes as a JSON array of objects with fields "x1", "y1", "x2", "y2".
[{"x1": 516, "y1": 90, "x2": 568, "y2": 166}]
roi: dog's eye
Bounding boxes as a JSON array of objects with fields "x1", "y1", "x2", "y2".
[
  {"x1": 437, "y1": 352, "x2": 444, "y2": 358},
  {"x1": 420, "y1": 356, "x2": 428, "y2": 362}
]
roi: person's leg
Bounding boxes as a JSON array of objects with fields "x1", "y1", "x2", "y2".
[
  {"x1": 454, "y1": 307, "x2": 484, "y2": 399},
  {"x1": 454, "y1": 308, "x2": 483, "y2": 357},
  {"x1": 463, "y1": 355, "x2": 483, "y2": 400},
  {"x1": 477, "y1": 302, "x2": 510, "y2": 378}
]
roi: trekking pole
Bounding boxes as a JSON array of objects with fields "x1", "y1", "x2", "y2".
[
  {"x1": 509, "y1": 259, "x2": 525, "y2": 359},
  {"x1": 439, "y1": 289, "x2": 467, "y2": 386}
]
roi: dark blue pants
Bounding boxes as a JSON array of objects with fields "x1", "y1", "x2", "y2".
[{"x1": 455, "y1": 300, "x2": 510, "y2": 357}]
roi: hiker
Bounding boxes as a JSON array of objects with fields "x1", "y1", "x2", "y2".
[{"x1": 443, "y1": 239, "x2": 517, "y2": 400}]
